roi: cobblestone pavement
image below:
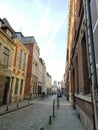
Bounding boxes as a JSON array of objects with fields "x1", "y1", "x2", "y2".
[
  {"x1": 36, "y1": 96, "x2": 85, "y2": 130},
  {"x1": 0, "y1": 95, "x2": 56, "y2": 130},
  {"x1": 0, "y1": 95, "x2": 85, "y2": 130}
]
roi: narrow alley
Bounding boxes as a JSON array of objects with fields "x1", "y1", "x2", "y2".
[{"x1": 0, "y1": 95, "x2": 84, "y2": 130}]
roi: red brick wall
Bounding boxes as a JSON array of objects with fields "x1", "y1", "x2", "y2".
[
  {"x1": 81, "y1": 41, "x2": 89, "y2": 93},
  {"x1": 24, "y1": 44, "x2": 33, "y2": 74},
  {"x1": 77, "y1": 40, "x2": 89, "y2": 94},
  {"x1": 76, "y1": 98, "x2": 93, "y2": 119},
  {"x1": 75, "y1": 57, "x2": 79, "y2": 93},
  {"x1": 24, "y1": 43, "x2": 34, "y2": 95},
  {"x1": 78, "y1": 43, "x2": 84, "y2": 93},
  {"x1": 24, "y1": 77, "x2": 31, "y2": 95}
]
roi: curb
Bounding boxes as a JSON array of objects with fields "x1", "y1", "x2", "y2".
[{"x1": 0, "y1": 103, "x2": 33, "y2": 116}]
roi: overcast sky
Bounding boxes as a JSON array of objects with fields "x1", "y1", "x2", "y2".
[{"x1": 0, "y1": 0, "x2": 68, "y2": 82}]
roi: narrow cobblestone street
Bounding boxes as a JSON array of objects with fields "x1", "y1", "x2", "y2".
[{"x1": 0, "y1": 95, "x2": 85, "y2": 130}]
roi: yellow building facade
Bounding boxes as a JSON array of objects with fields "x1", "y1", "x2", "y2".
[{"x1": 0, "y1": 25, "x2": 16, "y2": 105}]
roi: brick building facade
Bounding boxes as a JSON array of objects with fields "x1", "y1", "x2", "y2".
[{"x1": 65, "y1": 0, "x2": 98, "y2": 130}]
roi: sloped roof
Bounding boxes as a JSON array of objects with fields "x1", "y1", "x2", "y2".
[
  {"x1": 2, "y1": 18, "x2": 15, "y2": 34},
  {"x1": 0, "y1": 18, "x2": 4, "y2": 24}
]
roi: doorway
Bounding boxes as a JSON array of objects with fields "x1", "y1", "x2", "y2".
[
  {"x1": 3, "y1": 77, "x2": 10, "y2": 104},
  {"x1": 38, "y1": 86, "x2": 42, "y2": 95}
]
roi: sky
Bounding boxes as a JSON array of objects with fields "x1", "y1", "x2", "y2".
[{"x1": 0, "y1": 0, "x2": 69, "y2": 82}]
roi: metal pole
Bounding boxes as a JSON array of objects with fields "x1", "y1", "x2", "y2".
[
  {"x1": 49, "y1": 115, "x2": 52, "y2": 125},
  {"x1": 6, "y1": 99, "x2": 9, "y2": 111},
  {"x1": 40, "y1": 128, "x2": 44, "y2": 130},
  {"x1": 6, "y1": 104, "x2": 8, "y2": 111},
  {"x1": 53, "y1": 99, "x2": 55, "y2": 117},
  {"x1": 17, "y1": 102, "x2": 19, "y2": 108},
  {"x1": 28, "y1": 97, "x2": 30, "y2": 105},
  {"x1": 83, "y1": 0, "x2": 98, "y2": 129},
  {"x1": 57, "y1": 96, "x2": 59, "y2": 109}
]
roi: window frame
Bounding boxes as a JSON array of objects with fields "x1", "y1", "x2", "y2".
[
  {"x1": 18, "y1": 49, "x2": 22, "y2": 69},
  {"x1": 22, "y1": 53, "x2": 26, "y2": 71},
  {"x1": 14, "y1": 78, "x2": 19, "y2": 95},
  {"x1": 2, "y1": 47, "x2": 9, "y2": 66},
  {"x1": 20, "y1": 79, "x2": 23, "y2": 95}
]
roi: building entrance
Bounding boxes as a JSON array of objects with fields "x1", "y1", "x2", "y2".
[{"x1": 3, "y1": 77, "x2": 10, "y2": 104}]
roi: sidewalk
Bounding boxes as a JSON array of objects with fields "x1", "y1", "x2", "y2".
[
  {"x1": 0, "y1": 97, "x2": 44, "y2": 115},
  {"x1": 0, "y1": 96, "x2": 85, "y2": 130},
  {"x1": 36, "y1": 96, "x2": 85, "y2": 130}
]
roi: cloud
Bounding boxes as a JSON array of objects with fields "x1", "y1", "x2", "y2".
[
  {"x1": 32, "y1": 0, "x2": 42, "y2": 10},
  {"x1": 46, "y1": 59, "x2": 65, "y2": 81},
  {"x1": 34, "y1": 4, "x2": 51, "y2": 37},
  {"x1": 0, "y1": 3, "x2": 26, "y2": 32},
  {"x1": 45, "y1": 15, "x2": 66, "y2": 48},
  {"x1": 0, "y1": 0, "x2": 67, "y2": 81},
  {"x1": 40, "y1": 14, "x2": 66, "y2": 59}
]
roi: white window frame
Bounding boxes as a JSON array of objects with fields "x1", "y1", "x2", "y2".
[{"x1": 96, "y1": 0, "x2": 98, "y2": 15}]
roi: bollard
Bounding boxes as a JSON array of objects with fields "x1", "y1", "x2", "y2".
[
  {"x1": 57, "y1": 96, "x2": 59, "y2": 109},
  {"x1": 28, "y1": 99, "x2": 30, "y2": 105},
  {"x1": 53, "y1": 99, "x2": 55, "y2": 117},
  {"x1": 49, "y1": 115, "x2": 52, "y2": 125},
  {"x1": 40, "y1": 128, "x2": 44, "y2": 130},
  {"x1": 17, "y1": 102, "x2": 19, "y2": 108},
  {"x1": 6, "y1": 105, "x2": 8, "y2": 111},
  {"x1": 28, "y1": 96, "x2": 30, "y2": 105}
]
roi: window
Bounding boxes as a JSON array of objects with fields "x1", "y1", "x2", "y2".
[
  {"x1": 0, "y1": 21, "x2": 2, "y2": 28},
  {"x1": 97, "y1": 0, "x2": 98, "y2": 14},
  {"x1": 2, "y1": 47, "x2": 9, "y2": 66},
  {"x1": 18, "y1": 49, "x2": 22, "y2": 69},
  {"x1": 22, "y1": 53, "x2": 26, "y2": 71},
  {"x1": 20, "y1": 79, "x2": 23, "y2": 95},
  {"x1": 0, "y1": 43, "x2": 1, "y2": 53},
  {"x1": 7, "y1": 29, "x2": 12, "y2": 38},
  {"x1": 14, "y1": 78, "x2": 19, "y2": 95}
]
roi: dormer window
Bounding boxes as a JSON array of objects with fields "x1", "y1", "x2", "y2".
[
  {"x1": 7, "y1": 29, "x2": 12, "y2": 38},
  {"x1": 0, "y1": 21, "x2": 2, "y2": 28}
]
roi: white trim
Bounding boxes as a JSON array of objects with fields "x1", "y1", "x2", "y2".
[
  {"x1": 93, "y1": 19, "x2": 98, "y2": 33},
  {"x1": 96, "y1": 63, "x2": 98, "y2": 69},
  {"x1": 75, "y1": 94, "x2": 91, "y2": 103}
]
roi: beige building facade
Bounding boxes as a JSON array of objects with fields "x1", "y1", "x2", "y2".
[
  {"x1": 0, "y1": 18, "x2": 29, "y2": 104},
  {"x1": 0, "y1": 19, "x2": 16, "y2": 105}
]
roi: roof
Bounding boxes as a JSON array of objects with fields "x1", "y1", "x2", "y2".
[
  {"x1": 39, "y1": 58, "x2": 45, "y2": 65},
  {"x1": 13, "y1": 32, "x2": 37, "y2": 44},
  {"x1": 2, "y1": 18, "x2": 15, "y2": 34},
  {"x1": 22, "y1": 36, "x2": 36, "y2": 43},
  {"x1": 0, "y1": 18, "x2": 4, "y2": 24}
]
